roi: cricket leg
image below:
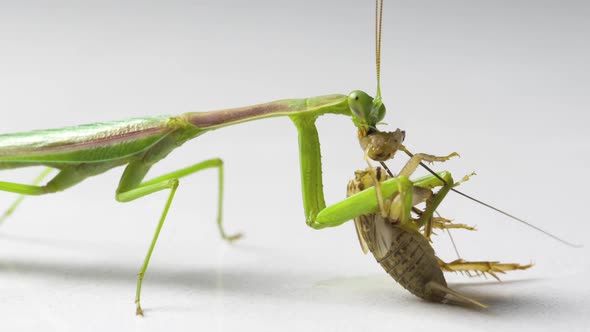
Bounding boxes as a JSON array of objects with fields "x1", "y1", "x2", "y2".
[
  {"x1": 414, "y1": 171, "x2": 455, "y2": 240},
  {"x1": 412, "y1": 172, "x2": 475, "y2": 238},
  {"x1": 0, "y1": 167, "x2": 54, "y2": 224},
  {"x1": 363, "y1": 145, "x2": 388, "y2": 217},
  {"x1": 437, "y1": 258, "x2": 533, "y2": 281},
  {"x1": 398, "y1": 147, "x2": 459, "y2": 178},
  {"x1": 115, "y1": 158, "x2": 238, "y2": 316},
  {"x1": 397, "y1": 149, "x2": 457, "y2": 237},
  {"x1": 431, "y1": 216, "x2": 476, "y2": 231}
]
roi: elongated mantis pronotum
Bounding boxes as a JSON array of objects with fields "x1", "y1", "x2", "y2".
[{"x1": 0, "y1": 0, "x2": 579, "y2": 316}]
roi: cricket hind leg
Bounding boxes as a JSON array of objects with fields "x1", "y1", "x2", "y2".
[
  {"x1": 115, "y1": 158, "x2": 239, "y2": 316},
  {"x1": 395, "y1": 149, "x2": 458, "y2": 238},
  {"x1": 437, "y1": 258, "x2": 532, "y2": 281},
  {"x1": 414, "y1": 172, "x2": 454, "y2": 240}
]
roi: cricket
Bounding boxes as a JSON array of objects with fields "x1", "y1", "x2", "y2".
[{"x1": 0, "y1": 0, "x2": 578, "y2": 315}]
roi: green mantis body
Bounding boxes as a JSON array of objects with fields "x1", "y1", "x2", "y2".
[
  {"x1": 0, "y1": 0, "x2": 398, "y2": 315},
  {"x1": 0, "y1": 89, "x2": 400, "y2": 314}
]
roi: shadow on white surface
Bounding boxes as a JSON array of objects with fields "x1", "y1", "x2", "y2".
[{"x1": 1, "y1": 256, "x2": 580, "y2": 315}]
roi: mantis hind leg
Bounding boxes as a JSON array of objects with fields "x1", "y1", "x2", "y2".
[
  {"x1": 115, "y1": 158, "x2": 239, "y2": 316},
  {"x1": 0, "y1": 167, "x2": 53, "y2": 224},
  {"x1": 0, "y1": 163, "x2": 114, "y2": 223}
]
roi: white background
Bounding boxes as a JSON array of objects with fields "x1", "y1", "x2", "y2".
[{"x1": 0, "y1": 1, "x2": 588, "y2": 331}]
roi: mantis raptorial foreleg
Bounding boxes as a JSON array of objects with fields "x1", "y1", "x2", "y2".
[
  {"x1": 290, "y1": 112, "x2": 456, "y2": 231},
  {"x1": 115, "y1": 157, "x2": 237, "y2": 316},
  {"x1": 310, "y1": 171, "x2": 450, "y2": 230}
]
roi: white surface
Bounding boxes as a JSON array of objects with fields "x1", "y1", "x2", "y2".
[{"x1": 0, "y1": 1, "x2": 589, "y2": 331}]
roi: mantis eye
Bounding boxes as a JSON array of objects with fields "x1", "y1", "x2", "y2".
[
  {"x1": 347, "y1": 90, "x2": 374, "y2": 122},
  {"x1": 370, "y1": 102, "x2": 386, "y2": 124}
]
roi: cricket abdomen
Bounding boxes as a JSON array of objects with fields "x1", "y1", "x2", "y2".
[
  {"x1": 348, "y1": 168, "x2": 446, "y2": 303},
  {"x1": 375, "y1": 225, "x2": 447, "y2": 302}
]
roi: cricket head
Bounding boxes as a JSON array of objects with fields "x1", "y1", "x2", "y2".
[{"x1": 359, "y1": 128, "x2": 405, "y2": 161}]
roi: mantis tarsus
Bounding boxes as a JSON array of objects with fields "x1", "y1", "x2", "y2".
[{"x1": 0, "y1": 0, "x2": 579, "y2": 315}]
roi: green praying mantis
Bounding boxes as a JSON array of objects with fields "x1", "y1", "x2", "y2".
[{"x1": 0, "y1": 0, "x2": 579, "y2": 315}]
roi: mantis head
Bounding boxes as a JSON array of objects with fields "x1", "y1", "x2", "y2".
[{"x1": 348, "y1": 90, "x2": 386, "y2": 134}]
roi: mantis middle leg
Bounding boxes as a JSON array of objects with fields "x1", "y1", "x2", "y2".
[{"x1": 114, "y1": 157, "x2": 238, "y2": 316}]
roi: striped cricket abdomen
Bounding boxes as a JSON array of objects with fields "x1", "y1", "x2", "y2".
[
  {"x1": 348, "y1": 168, "x2": 447, "y2": 302},
  {"x1": 373, "y1": 223, "x2": 447, "y2": 302}
]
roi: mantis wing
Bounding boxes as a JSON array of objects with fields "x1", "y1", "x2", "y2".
[{"x1": 0, "y1": 116, "x2": 172, "y2": 165}]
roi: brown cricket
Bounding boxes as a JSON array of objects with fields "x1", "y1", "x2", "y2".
[{"x1": 347, "y1": 161, "x2": 532, "y2": 307}]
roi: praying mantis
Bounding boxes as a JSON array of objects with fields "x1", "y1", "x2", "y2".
[{"x1": 0, "y1": 0, "x2": 579, "y2": 316}]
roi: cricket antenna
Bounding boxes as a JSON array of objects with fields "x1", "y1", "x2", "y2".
[
  {"x1": 375, "y1": 0, "x2": 384, "y2": 100},
  {"x1": 379, "y1": 161, "x2": 394, "y2": 177},
  {"x1": 414, "y1": 160, "x2": 582, "y2": 248}
]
